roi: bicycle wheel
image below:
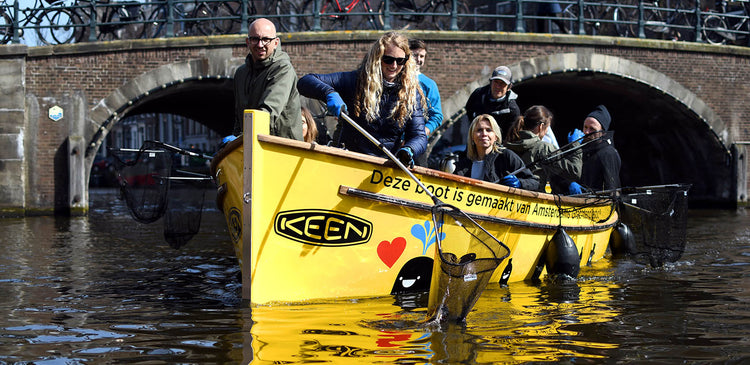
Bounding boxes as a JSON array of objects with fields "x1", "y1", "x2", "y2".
[
  {"x1": 670, "y1": 0, "x2": 698, "y2": 41},
  {"x1": 562, "y1": 3, "x2": 595, "y2": 35},
  {"x1": 36, "y1": 8, "x2": 78, "y2": 45},
  {"x1": 0, "y1": 11, "x2": 12, "y2": 44},
  {"x1": 302, "y1": 0, "x2": 347, "y2": 31},
  {"x1": 432, "y1": 0, "x2": 471, "y2": 31},
  {"x1": 269, "y1": 0, "x2": 307, "y2": 33},
  {"x1": 101, "y1": 4, "x2": 147, "y2": 41},
  {"x1": 193, "y1": 3, "x2": 216, "y2": 36},
  {"x1": 702, "y1": 14, "x2": 727, "y2": 44},
  {"x1": 143, "y1": 4, "x2": 179, "y2": 38},
  {"x1": 352, "y1": 0, "x2": 380, "y2": 30},
  {"x1": 642, "y1": 7, "x2": 669, "y2": 39},
  {"x1": 211, "y1": 1, "x2": 241, "y2": 35},
  {"x1": 378, "y1": 0, "x2": 423, "y2": 30},
  {"x1": 612, "y1": 5, "x2": 630, "y2": 37}
]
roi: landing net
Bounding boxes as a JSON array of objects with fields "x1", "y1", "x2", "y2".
[
  {"x1": 617, "y1": 184, "x2": 691, "y2": 266},
  {"x1": 427, "y1": 203, "x2": 511, "y2": 324},
  {"x1": 110, "y1": 141, "x2": 212, "y2": 248}
]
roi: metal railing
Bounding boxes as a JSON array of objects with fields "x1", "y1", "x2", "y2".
[{"x1": 0, "y1": 0, "x2": 747, "y2": 46}]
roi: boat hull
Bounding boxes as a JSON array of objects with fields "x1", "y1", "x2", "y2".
[{"x1": 211, "y1": 111, "x2": 617, "y2": 305}]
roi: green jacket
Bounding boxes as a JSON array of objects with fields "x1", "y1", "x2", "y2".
[
  {"x1": 233, "y1": 46, "x2": 302, "y2": 140},
  {"x1": 505, "y1": 130, "x2": 581, "y2": 194}
]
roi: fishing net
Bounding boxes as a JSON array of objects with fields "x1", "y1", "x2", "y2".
[
  {"x1": 110, "y1": 141, "x2": 212, "y2": 248},
  {"x1": 111, "y1": 141, "x2": 173, "y2": 224},
  {"x1": 163, "y1": 172, "x2": 212, "y2": 249},
  {"x1": 617, "y1": 184, "x2": 691, "y2": 266},
  {"x1": 426, "y1": 203, "x2": 511, "y2": 324}
]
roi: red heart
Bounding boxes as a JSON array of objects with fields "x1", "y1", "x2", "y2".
[{"x1": 378, "y1": 237, "x2": 406, "y2": 268}]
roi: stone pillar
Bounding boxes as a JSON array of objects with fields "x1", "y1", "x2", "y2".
[{"x1": 0, "y1": 45, "x2": 27, "y2": 217}]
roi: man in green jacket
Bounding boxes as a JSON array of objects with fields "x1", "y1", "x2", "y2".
[{"x1": 233, "y1": 18, "x2": 302, "y2": 140}]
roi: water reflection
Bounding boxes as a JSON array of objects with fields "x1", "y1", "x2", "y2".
[{"x1": 0, "y1": 190, "x2": 749, "y2": 363}]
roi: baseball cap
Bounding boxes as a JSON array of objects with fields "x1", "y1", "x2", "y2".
[{"x1": 490, "y1": 66, "x2": 512, "y2": 84}]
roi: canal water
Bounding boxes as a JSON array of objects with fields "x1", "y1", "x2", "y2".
[{"x1": 0, "y1": 188, "x2": 748, "y2": 364}]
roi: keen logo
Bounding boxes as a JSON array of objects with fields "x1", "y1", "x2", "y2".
[{"x1": 274, "y1": 209, "x2": 372, "y2": 246}]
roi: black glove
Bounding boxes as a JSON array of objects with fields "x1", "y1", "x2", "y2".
[{"x1": 396, "y1": 147, "x2": 414, "y2": 168}]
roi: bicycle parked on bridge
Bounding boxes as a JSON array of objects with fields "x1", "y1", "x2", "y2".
[
  {"x1": 702, "y1": 0, "x2": 749, "y2": 45},
  {"x1": 377, "y1": 0, "x2": 471, "y2": 31},
  {"x1": 0, "y1": 0, "x2": 77, "y2": 45},
  {"x1": 67, "y1": 0, "x2": 148, "y2": 42},
  {"x1": 142, "y1": 0, "x2": 241, "y2": 38},
  {"x1": 561, "y1": 0, "x2": 630, "y2": 37},
  {"x1": 282, "y1": 0, "x2": 380, "y2": 31},
  {"x1": 624, "y1": 0, "x2": 697, "y2": 41}
]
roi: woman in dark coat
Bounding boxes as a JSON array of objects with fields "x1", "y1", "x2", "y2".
[{"x1": 454, "y1": 114, "x2": 539, "y2": 191}]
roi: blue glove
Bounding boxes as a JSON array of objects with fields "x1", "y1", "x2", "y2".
[
  {"x1": 569, "y1": 181, "x2": 583, "y2": 195},
  {"x1": 500, "y1": 174, "x2": 520, "y2": 188},
  {"x1": 568, "y1": 128, "x2": 584, "y2": 143},
  {"x1": 326, "y1": 92, "x2": 347, "y2": 117},
  {"x1": 221, "y1": 135, "x2": 238, "y2": 144},
  {"x1": 396, "y1": 147, "x2": 414, "y2": 168}
]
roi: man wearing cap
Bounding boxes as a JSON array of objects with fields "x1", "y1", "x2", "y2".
[
  {"x1": 569, "y1": 104, "x2": 621, "y2": 193},
  {"x1": 464, "y1": 65, "x2": 521, "y2": 142}
]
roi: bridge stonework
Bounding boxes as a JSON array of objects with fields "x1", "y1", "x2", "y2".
[{"x1": 1, "y1": 32, "x2": 748, "y2": 215}]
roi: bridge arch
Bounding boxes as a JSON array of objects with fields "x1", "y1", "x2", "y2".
[
  {"x1": 84, "y1": 57, "x2": 242, "y2": 161},
  {"x1": 439, "y1": 52, "x2": 733, "y2": 206}
]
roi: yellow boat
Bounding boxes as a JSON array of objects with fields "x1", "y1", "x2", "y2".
[{"x1": 210, "y1": 110, "x2": 618, "y2": 306}]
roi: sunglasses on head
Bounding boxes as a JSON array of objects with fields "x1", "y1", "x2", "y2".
[{"x1": 381, "y1": 55, "x2": 409, "y2": 66}]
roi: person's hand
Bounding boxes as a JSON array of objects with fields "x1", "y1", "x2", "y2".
[
  {"x1": 500, "y1": 174, "x2": 520, "y2": 188},
  {"x1": 326, "y1": 92, "x2": 347, "y2": 117},
  {"x1": 396, "y1": 147, "x2": 414, "y2": 168},
  {"x1": 568, "y1": 128, "x2": 584, "y2": 143},
  {"x1": 569, "y1": 181, "x2": 583, "y2": 195}
]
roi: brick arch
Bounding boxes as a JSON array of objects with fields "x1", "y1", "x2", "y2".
[
  {"x1": 84, "y1": 57, "x2": 242, "y2": 159},
  {"x1": 441, "y1": 52, "x2": 728, "y2": 148}
]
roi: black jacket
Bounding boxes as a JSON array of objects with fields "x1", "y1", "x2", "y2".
[
  {"x1": 581, "y1": 135, "x2": 621, "y2": 191},
  {"x1": 454, "y1": 148, "x2": 539, "y2": 191},
  {"x1": 465, "y1": 86, "x2": 520, "y2": 140}
]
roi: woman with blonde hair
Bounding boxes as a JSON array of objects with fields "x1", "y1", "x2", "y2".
[
  {"x1": 297, "y1": 32, "x2": 427, "y2": 167},
  {"x1": 505, "y1": 105, "x2": 581, "y2": 194},
  {"x1": 453, "y1": 114, "x2": 538, "y2": 190}
]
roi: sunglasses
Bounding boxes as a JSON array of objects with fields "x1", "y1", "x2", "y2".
[{"x1": 381, "y1": 55, "x2": 409, "y2": 66}]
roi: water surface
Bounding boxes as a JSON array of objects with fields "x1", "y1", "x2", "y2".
[{"x1": 0, "y1": 189, "x2": 748, "y2": 363}]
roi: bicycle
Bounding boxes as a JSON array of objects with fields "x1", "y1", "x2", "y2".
[
  {"x1": 268, "y1": 0, "x2": 305, "y2": 33},
  {"x1": 291, "y1": 0, "x2": 380, "y2": 31},
  {"x1": 0, "y1": 0, "x2": 77, "y2": 45},
  {"x1": 624, "y1": 0, "x2": 698, "y2": 41},
  {"x1": 142, "y1": 0, "x2": 240, "y2": 38},
  {"x1": 68, "y1": 0, "x2": 148, "y2": 42},
  {"x1": 702, "y1": 0, "x2": 749, "y2": 45},
  {"x1": 561, "y1": 0, "x2": 630, "y2": 37},
  {"x1": 377, "y1": 0, "x2": 470, "y2": 31}
]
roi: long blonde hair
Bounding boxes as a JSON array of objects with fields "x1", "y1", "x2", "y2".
[
  {"x1": 466, "y1": 114, "x2": 503, "y2": 161},
  {"x1": 353, "y1": 32, "x2": 425, "y2": 127}
]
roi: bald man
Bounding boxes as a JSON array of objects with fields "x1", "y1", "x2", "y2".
[{"x1": 233, "y1": 18, "x2": 302, "y2": 140}]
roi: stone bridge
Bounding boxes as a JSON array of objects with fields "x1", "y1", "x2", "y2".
[{"x1": 0, "y1": 31, "x2": 748, "y2": 215}]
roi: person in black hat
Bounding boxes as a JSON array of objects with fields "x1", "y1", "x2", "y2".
[
  {"x1": 569, "y1": 104, "x2": 621, "y2": 192},
  {"x1": 464, "y1": 66, "x2": 521, "y2": 142}
]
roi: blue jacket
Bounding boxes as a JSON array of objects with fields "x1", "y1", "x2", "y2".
[
  {"x1": 298, "y1": 70, "x2": 427, "y2": 158},
  {"x1": 418, "y1": 73, "x2": 443, "y2": 134}
]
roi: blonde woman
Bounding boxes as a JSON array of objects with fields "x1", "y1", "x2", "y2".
[
  {"x1": 297, "y1": 32, "x2": 427, "y2": 167},
  {"x1": 454, "y1": 114, "x2": 538, "y2": 190}
]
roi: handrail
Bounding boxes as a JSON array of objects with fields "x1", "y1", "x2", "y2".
[{"x1": 0, "y1": 0, "x2": 747, "y2": 47}]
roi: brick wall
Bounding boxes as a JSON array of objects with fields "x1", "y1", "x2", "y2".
[{"x1": 19, "y1": 33, "x2": 750, "y2": 211}]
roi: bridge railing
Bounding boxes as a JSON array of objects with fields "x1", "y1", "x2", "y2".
[{"x1": 0, "y1": 0, "x2": 747, "y2": 47}]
